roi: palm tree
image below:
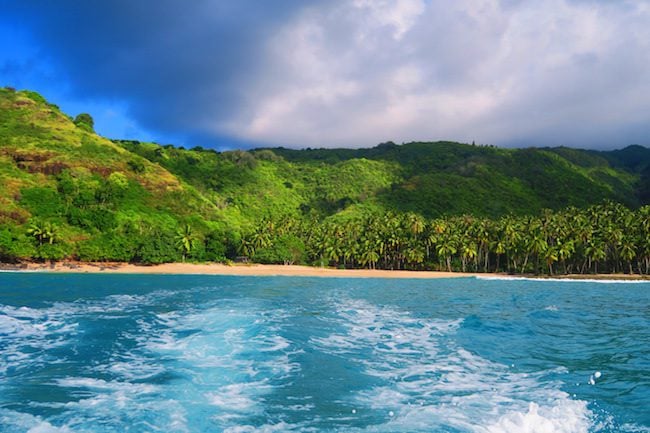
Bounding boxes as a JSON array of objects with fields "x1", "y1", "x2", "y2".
[
  {"x1": 43, "y1": 223, "x2": 58, "y2": 245},
  {"x1": 407, "y1": 213, "x2": 425, "y2": 239},
  {"x1": 175, "y1": 224, "x2": 197, "y2": 262},
  {"x1": 491, "y1": 237, "x2": 506, "y2": 273},
  {"x1": 255, "y1": 200, "x2": 648, "y2": 276},
  {"x1": 27, "y1": 222, "x2": 45, "y2": 246},
  {"x1": 239, "y1": 238, "x2": 255, "y2": 258},
  {"x1": 620, "y1": 235, "x2": 637, "y2": 274},
  {"x1": 27, "y1": 221, "x2": 58, "y2": 246},
  {"x1": 250, "y1": 230, "x2": 271, "y2": 251},
  {"x1": 461, "y1": 242, "x2": 477, "y2": 273},
  {"x1": 437, "y1": 237, "x2": 457, "y2": 272},
  {"x1": 544, "y1": 246, "x2": 559, "y2": 275},
  {"x1": 360, "y1": 247, "x2": 380, "y2": 270},
  {"x1": 556, "y1": 239, "x2": 575, "y2": 274},
  {"x1": 584, "y1": 240, "x2": 607, "y2": 274},
  {"x1": 528, "y1": 230, "x2": 548, "y2": 274}
]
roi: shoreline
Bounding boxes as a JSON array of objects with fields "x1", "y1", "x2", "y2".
[
  {"x1": 0, "y1": 261, "x2": 648, "y2": 281},
  {"x1": 2, "y1": 261, "x2": 478, "y2": 279}
]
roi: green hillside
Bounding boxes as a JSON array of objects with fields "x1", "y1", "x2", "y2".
[
  {"x1": 119, "y1": 139, "x2": 644, "y2": 223},
  {"x1": 1, "y1": 88, "x2": 648, "y2": 274},
  {"x1": 593, "y1": 144, "x2": 650, "y2": 204},
  {"x1": 116, "y1": 140, "x2": 402, "y2": 223},
  {"x1": 268, "y1": 141, "x2": 642, "y2": 216},
  {"x1": 0, "y1": 87, "x2": 227, "y2": 263}
]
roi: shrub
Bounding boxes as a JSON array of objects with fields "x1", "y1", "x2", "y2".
[
  {"x1": 127, "y1": 159, "x2": 146, "y2": 173},
  {"x1": 253, "y1": 234, "x2": 305, "y2": 265},
  {"x1": 35, "y1": 242, "x2": 71, "y2": 261},
  {"x1": 204, "y1": 230, "x2": 228, "y2": 262},
  {"x1": 0, "y1": 228, "x2": 35, "y2": 261},
  {"x1": 74, "y1": 113, "x2": 95, "y2": 132},
  {"x1": 76, "y1": 234, "x2": 137, "y2": 262},
  {"x1": 67, "y1": 208, "x2": 116, "y2": 231},
  {"x1": 20, "y1": 187, "x2": 65, "y2": 218},
  {"x1": 134, "y1": 230, "x2": 180, "y2": 264},
  {"x1": 23, "y1": 90, "x2": 46, "y2": 104}
]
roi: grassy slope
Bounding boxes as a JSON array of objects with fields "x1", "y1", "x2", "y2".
[
  {"x1": 116, "y1": 141, "x2": 401, "y2": 229},
  {"x1": 0, "y1": 88, "x2": 222, "y2": 254},
  {"x1": 0, "y1": 88, "x2": 646, "y2": 249}
]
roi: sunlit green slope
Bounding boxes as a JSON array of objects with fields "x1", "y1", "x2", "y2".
[
  {"x1": 1, "y1": 87, "x2": 648, "y2": 266},
  {"x1": 0, "y1": 88, "x2": 225, "y2": 262}
]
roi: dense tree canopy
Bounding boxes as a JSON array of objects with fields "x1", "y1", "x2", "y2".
[{"x1": 238, "y1": 203, "x2": 650, "y2": 275}]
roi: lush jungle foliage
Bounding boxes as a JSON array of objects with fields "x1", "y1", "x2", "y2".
[
  {"x1": 1, "y1": 87, "x2": 649, "y2": 275},
  {"x1": 240, "y1": 202, "x2": 650, "y2": 275}
]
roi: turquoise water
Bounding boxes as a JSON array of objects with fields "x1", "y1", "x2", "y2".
[{"x1": 0, "y1": 274, "x2": 648, "y2": 432}]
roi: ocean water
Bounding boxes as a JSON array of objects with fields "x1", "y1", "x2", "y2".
[{"x1": 0, "y1": 274, "x2": 648, "y2": 433}]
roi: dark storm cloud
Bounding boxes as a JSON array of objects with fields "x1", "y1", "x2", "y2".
[{"x1": 3, "y1": 0, "x2": 322, "y2": 145}]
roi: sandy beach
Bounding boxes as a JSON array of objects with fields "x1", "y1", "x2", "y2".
[
  {"x1": 1, "y1": 261, "x2": 482, "y2": 278},
  {"x1": 1, "y1": 261, "x2": 648, "y2": 280}
]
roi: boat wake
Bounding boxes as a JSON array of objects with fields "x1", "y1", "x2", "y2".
[
  {"x1": 1, "y1": 277, "x2": 644, "y2": 432},
  {"x1": 312, "y1": 297, "x2": 594, "y2": 432}
]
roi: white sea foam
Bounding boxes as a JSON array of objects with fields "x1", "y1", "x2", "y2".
[
  {"x1": 0, "y1": 290, "x2": 174, "y2": 380},
  {"x1": 222, "y1": 421, "x2": 312, "y2": 433},
  {"x1": 313, "y1": 297, "x2": 594, "y2": 432},
  {"x1": 0, "y1": 310, "x2": 77, "y2": 338},
  {"x1": 0, "y1": 269, "x2": 44, "y2": 273},
  {"x1": 0, "y1": 409, "x2": 73, "y2": 433},
  {"x1": 99, "y1": 353, "x2": 166, "y2": 381},
  {"x1": 26, "y1": 422, "x2": 73, "y2": 433},
  {"x1": 3, "y1": 284, "x2": 617, "y2": 432},
  {"x1": 0, "y1": 313, "x2": 34, "y2": 336},
  {"x1": 0, "y1": 292, "x2": 301, "y2": 432},
  {"x1": 621, "y1": 424, "x2": 650, "y2": 432},
  {"x1": 206, "y1": 381, "x2": 271, "y2": 413},
  {"x1": 482, "y1": 401, "x2": 591, "y2": 433},
  {"x1": 258, "y1": 334, "x2": 290, "y2": 352},
  {"x1": 476, "y1": 275, "x2": 650, "y2": 284},
  {"x1": 0, "y1": 304, "x2": 79, "y2": 376},
  {"x1": 56, "y1": 377, "x2": 158, "y2": 394},
  {"x1": 48, "y1": 377, "x2": 189, "y2": 431},
  {"x1": 136, "y1": 300, "x2": 299, "y2": 430}
]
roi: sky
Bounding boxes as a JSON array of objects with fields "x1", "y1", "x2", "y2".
[{"x1": 1, "y1": 0, "x2": 650, "y2": 150}]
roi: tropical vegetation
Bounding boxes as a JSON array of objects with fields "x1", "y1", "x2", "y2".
[
  {"x1": 1, "y1": 87, "x2": 649, "y2": 275},
  {"x1": 239, "y1": 203, "x2": 650, "y2": 275}
]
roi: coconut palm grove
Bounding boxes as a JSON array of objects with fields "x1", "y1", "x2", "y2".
[{"x1": 1, "y1": 87, "x2": 649, "y2": 275}]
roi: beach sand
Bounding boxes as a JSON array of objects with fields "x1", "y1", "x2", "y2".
[
  {"x1": 1, "y1": 261, "x2": 648, "y2": 280},
  {"x1": 5, "y1": 261, "x2": 481, "y2": 278}
]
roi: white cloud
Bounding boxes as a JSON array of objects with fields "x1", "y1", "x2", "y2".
[
  {"x1": 220, "y1": 0, "x2": 650, "y2": 148},
  {"x1": 352, "y1": 0, "x2": 425, "y2": 39}
]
